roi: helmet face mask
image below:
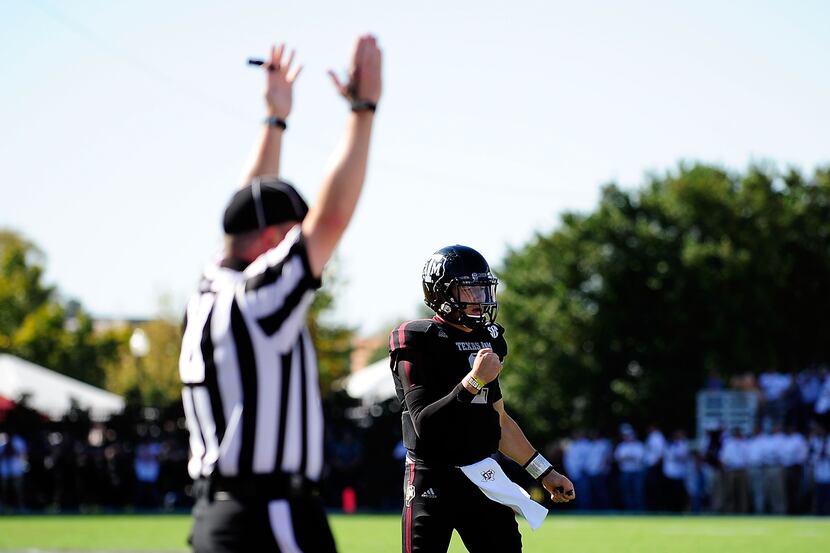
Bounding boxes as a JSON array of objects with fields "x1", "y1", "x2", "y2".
[{"x1": 422, "y1": 245, "x2": 498, "y2": 328}]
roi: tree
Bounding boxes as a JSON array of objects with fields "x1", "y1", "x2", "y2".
[
  {"x1": 0, "y1": 230, "x2": 125, "y2": 386},
  {"x1": 104, "y1": 318, "x2": 184, "y2": 406},
  {"x1": 308, "y1": 265, "x2": 355, "y2": 396},
  {"x1": 497, "y1": 164, "x2": 830, "y2": 440}
]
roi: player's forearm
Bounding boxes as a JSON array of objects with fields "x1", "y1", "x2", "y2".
[
  {"x1": 406, "y1": 382, "x2": 474, "y2": 437},
  {"x1": 498, "y1": 412, "x2": 538, "y2": 466},
  {"x1": 238, "y1": 125, "x2": 284, "y2": 186},
  {"x1": 302, "y1": 112, "x2": 374, "y2": 274}
]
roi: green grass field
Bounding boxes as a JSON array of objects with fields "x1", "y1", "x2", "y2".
[{"x1": 0, "y1": 514, "x2": 828, "y2": 552}]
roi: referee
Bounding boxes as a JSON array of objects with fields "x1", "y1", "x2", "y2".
[{"x1": 178, "y1": 36, "x2": 382, "y2": 553}]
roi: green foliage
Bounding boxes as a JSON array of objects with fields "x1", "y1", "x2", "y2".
[
  {"x1": 0, "y1": 230, "x2": 125, "y2": 387},
  {"x1": 498, "y1": 164, "x2": 830, "y2": 438},
  {"x1": 104, "y1": 319, "x2": 183, "y2": 407},
  {"x1": 307, "y1": 264, "x2": 355, "y2": 396}
]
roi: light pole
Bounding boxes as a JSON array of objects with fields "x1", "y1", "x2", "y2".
[{"x1": 129, "y1": 328, "x2": 150, "y2": 402}]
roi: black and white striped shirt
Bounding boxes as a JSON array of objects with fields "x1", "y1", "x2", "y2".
[{"x1": 178, "y1": 226, "x2": 324, "y2": 482}]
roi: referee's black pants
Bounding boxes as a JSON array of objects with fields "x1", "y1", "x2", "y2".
[
  {"x1": 190, "y1": 489, "x2": 337, "y2": 552},
  {"x1": 402, "y1": 460, "x2": 522, "y2": 553}
]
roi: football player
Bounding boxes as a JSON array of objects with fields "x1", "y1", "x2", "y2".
[{"x1": 390, "y1": 245, "x2": 575, "y2": 553}]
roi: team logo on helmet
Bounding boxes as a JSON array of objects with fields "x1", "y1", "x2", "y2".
[{"x1": 422, "y1": 254, "x2": 444, "y2": 284}]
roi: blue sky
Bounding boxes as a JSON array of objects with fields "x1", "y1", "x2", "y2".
[{"x1": 2, "y1": 0, "x2": 829, "y2": 334}]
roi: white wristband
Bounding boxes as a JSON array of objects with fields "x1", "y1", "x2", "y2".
[{"x1": 523, "y1": 451, "x2": 553, "y2": 481}]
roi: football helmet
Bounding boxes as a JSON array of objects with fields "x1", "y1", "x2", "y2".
[{"x1": 422, "y1": 245, "x2": 498, "y2": 328}]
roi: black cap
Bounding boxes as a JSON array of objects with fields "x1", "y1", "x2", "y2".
[{"x1": 222, "y1": 177, "x2": 309, "y2": 235}]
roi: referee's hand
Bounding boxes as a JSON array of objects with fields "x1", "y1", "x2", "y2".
[
  {"x1": 541, "y1": 471, "x2": 576, "y2": 504},
  {"x1": 328, "y1": 34, "x2": 382, "y2": 104},
  {"x1": 262, "y1": 43, "x2": 302, "y2": 119}
]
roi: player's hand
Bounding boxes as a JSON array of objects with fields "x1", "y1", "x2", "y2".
[
  {"x1": 471, "y1": 348, "x2": 502, "y2": 384},
  {"x1": 541, "y1": 471, "x2": 576, "y2": 504},
  {"x1": 328, "y1": 34, "x2": 382, "y2": 104},
  {"x1": 263, "y1": 43, "x2": 302, "y2": 119}
]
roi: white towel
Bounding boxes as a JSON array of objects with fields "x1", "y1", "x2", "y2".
[{"x1": 459, "y1": 457, "x2": 549, "y2": 530}]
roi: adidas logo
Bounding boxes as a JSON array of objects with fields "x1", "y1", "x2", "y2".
[{"x1": 421, "y1": 488, "x2": 438, "y2": 499}]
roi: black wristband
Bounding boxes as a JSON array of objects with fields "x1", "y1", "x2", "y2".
[
  {"x1": 264, "y1": 116, "x2": 287, "y2": 130},
  {"x1": 350, "y1": 99, "x2": 377, "y2": 113}
]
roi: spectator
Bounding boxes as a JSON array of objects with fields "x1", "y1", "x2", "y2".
[
  {"x1": 759, "y1": 370, "x2": 794, "y2": 425},
  {"x1": 584, "y1": 432, "x2": 612, "y2": 510},
  {"x1": 816, "y1": 373, "x2": 830, "y2": 427},
  {"x1": 746, "y1": 426, "x2": 767, "y2": 514},
  {"x1": 812, "y1": 427, "x2": 830, "y2": 515},
  {"x1": 134, "y1": 438, "x2": 162, "y2": 508},
  {"x1": 614, "y1": 424, "x2": 646, "y2": 511},
  {"x1": 782, "y1": 372, "x2": 803, "y2": 428},
  {"x1": 760, "y1": 424, "x2": 787, "y2": 515},
  {"x1": 700, "y1": 423, "x2": 724, "y2": 512},
  {"x1": 103, "y1": 441, "x2": 131, "y2": 509},
  {"x1": 781, "y1": 425, "x2": 809, "y2": 514},
  {"x1": 797, "y1": 369, "x2": 824, "y2": 426},
  {"x1": 730, "y1": 371, "x2": 759, "y2": 393},
  {"x1": 0, "y1": 432, "x2": 28, "y2": 511},
  {"x1": 704, "y1": 369, "x2": 724, "y2": 390},
  {"x1": 328, "y1": 428, "x2": 364, "y2": 507},
  {"x1": 759, "y1": 370, "x2": 793, "y2": 401},
  {"x1": 644, "y1": 424, "x2": 667, "y2": 511},
  {"x1": 718, "y1": 428, "x2": 749, "y2": 513},
  {"x1": 563, "y1": 430, "x2": 591, "y2": 510},
  {"x1": 685, "y1": 451, "x2": 714, "y2": 514},
  {"x1": 663, "y1": 430, "x2": 690, "y2": 512}
]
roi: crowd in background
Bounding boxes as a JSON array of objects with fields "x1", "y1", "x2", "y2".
[
  {"x1": 558, "y1": 366, "x2": 830, "y2": 515},
  {"x1": 0, "y1": 395, "x2": 406, "y2": 514},
  {"x1": 724, "y1": 367, "x2": 830, "y2": 429},
  {"x1": 2, "y1": 366, "x2": 830, "y2": 514},
  {"x1": 0, "y1": 401, "x2": 191, "y2": 513},
  {"x1": 560, "y1": 422, "x2": 830, "y2": 515}
]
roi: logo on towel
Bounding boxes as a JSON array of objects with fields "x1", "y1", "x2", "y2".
[
  {"x1": 481, "y1": 469, "x2": 496, "y2": 482},
  {"x1": 405, "y1": 484, "x2": 416, "y2": 505}
]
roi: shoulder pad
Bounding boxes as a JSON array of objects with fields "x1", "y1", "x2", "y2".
[{"x1": 389, "y1": 319, "x2": 436, "y2": 352}]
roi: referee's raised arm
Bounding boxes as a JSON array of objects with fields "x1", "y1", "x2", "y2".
[
  {"x1": 238, "y1": 43, "x2": 302, "y2": 186},
  {"x1": 302, "y1": 34, "x2": 382, "y2": 277}
]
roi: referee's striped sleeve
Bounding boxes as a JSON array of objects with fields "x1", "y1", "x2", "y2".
[{"x1": 241, "y1": 225, "x2": 321, "y2": 339}]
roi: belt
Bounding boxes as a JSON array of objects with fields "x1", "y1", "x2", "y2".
[{"x1": 195, "y1": 473, "x2": 319, "y2": 501}]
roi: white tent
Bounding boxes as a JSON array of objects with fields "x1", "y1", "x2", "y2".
[
  {"x1": 343, "y1": 358, "x2": 397, "y2": 405},
  {"x1": 0, "y1": 354, "x2": 125, "y2": 420}
]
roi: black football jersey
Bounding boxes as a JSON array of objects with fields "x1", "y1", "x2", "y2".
[{"x1": 389, "y1": 317, "x2": 508, "y2": 466}]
